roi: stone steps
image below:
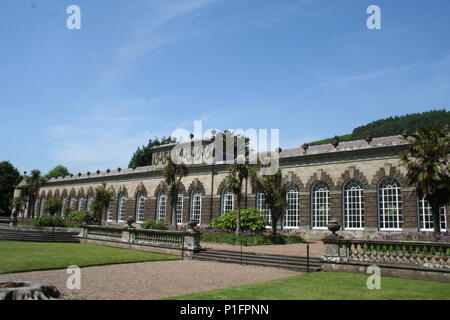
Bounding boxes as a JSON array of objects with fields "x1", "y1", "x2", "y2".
[
  {"x1": 0, "y1": 227, "x2": 80, "y2": 243},
  {"x1": 193, "y1": 248, "x2": 322, "y2": 272}
]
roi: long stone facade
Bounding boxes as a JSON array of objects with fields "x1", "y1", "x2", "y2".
[{"x1": 24, "y1": 135, "x2": 449, "y2": 239}]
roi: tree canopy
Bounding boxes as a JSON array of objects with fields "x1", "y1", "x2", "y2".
[
  {"x1": 0, "y1": 161, "x2": 21, "y2": 216},
  {"x1": 128, "y1": 136, "x2": 176, "y2": 168},
  {"x1": 309, "y1": 109, "x2": 450, "y2": 146},
  {"x1": 44, "y1": 165, "x2": 70, "y2": 179}
]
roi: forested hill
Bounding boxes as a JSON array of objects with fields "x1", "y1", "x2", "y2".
[{"x1": 309, "y1": 109, "x2": 449, "y2": 146}]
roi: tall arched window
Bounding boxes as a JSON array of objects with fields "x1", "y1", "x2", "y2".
[
  {"x1": 221, "y1": 189, "x2": 234, "y2": 214},
  {"x1": 312, "y1": 182, "x2": 330, "y2": 229},
  {"x1": 418, "y1": 198, "x2": 447, "y2": 231},
  {"x1": 157, "y1": 192, "x2": 166, "y2": 221},
  {"x1": 34, "y1": 199, "x2": 41, "y2": 217},
  {"x1": 61, "y1": 197, "x2": 68, "y2": 216},
  {"x1": 106, "y1": 197, "x2": 114, "y2": 222},
  {"x1": 284, "y1": 186, "x2": 299, "y2": 228},
  {"x1": 40, "y1": 197, "x2": 46, "y2": 216},
  {"x1": 70, "y1": 196, "x2": 77, "y2": 211},
  {"x1": 343, "y1": 180, "x2": 364, "y2": 230},
  {"x1": 176, "y1": 192, "x2": 184, "y2": 225},
  {"x1": 87, "y1": 196, "x2": 94, "y2": 213},
  {"x1": 190, "y1": 190, "x2": 202, "y2": 224},
  {"x1": 256, "y1": 192, "x2": 271, "y2": 225},
  {"x1": 378, "y1": 177, "x2": 402, "y2": 230},
  {"x1": 78, "y1": 196, "x2": 85, "y2": 212},
  {"x1": 135, "y1": 192, "x2": 146, "y2": 223},
  {"x1": 117, "y1": 193, "x2": 126, "y2": 222}
]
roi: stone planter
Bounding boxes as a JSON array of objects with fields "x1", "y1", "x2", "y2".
[{"x1": 0, "y1": 281, "x2": 62, "y2": 300}]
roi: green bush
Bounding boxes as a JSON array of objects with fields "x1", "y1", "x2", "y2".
[
  {"x1": 141, "y1": 220, "x2": 169, "y2": 230},
  {"x1": 67, "y1": 211, "x2": 85, "y2": 222},
  {"x1": 32, "y1": 215, "x2": 66, "y2": 227},
  {"x1": 210, "y1": 209, "x2": 269, "y2": 232},
  {"x1": 200, "y1": 232, "x2": 303, "y2": 246}
]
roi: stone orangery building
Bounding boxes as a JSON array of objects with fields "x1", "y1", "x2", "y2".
[{"x1": 26, "y1": 135, "x2": 448, "y2": 239}]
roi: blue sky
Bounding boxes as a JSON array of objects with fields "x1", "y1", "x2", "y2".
[{"x1": 0, "y1": 0, "x2": 449, "y2": 174}]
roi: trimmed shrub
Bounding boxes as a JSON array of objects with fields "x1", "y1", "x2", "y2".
[
  {"x1": 32, "y1": 215, "x2": 66, "y2": 227},
  {"x1": 141, "y1": 220, "x2": 169, "y2": 230},
  {"x1": 67, "y1": 211, "x2": 85, "y2": 223},
  {"x1": 200, "y1": 231, "x2": 303, "y2": 246},
  {"x1": 210, "y1": 209, "x2": 269, "y2": 232}
]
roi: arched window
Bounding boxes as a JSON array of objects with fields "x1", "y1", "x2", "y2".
[
  {"x1": 378, "y1": 177, "x2": 402, "y2": 230},
  {"x1": 343, "y1": 180, "x2": 364, "y2": 230},
  {"x1": 256, "y1": 192, "x2": 271, "y2": 225},
  {"x1": 221, "y1": 189, "x2": 234, "y2": 214},
  {"x1": 78, "y1": 196, "x2": 85, "y2": 212},
  {"x1": 135, "y1": 192, "x2": 146, "y2": 223},
  {"x1": 312, "y1": 182, "x2": 330, "y2": 229},
  {"x1": 87, "y1": 196, "x2": 94, "y2": 212},
  {"x1": 117, "y1": 193, "x2": 126, "y2": 222},
  {"x1": 175, "y1": 192, "x2": 184, "y2": 225},
  {"x1": 190, "y1": 190, "x2": 202, "y2": 224},
  {"x1": 157, "y1": 192, "x2": 166, "y2": 221},
  {"x1": 34, "y1": 199, "x2": 41, "y2": 217},
  {"x1": 61, "y1": 197, "x2": 68, "y2": 216},
  {"x1": 106, "y1": 197, "x2": 114, "y2": 222},
  {"x1": 40, "y1": 197, "x2": 46, "y2": 216},
  {"x1": 284, "y1": 186, "x2": 299, "y2": 228},
  {"x1": 70, "y1": 196, "x2": 77, "y2": 211},
  {"x1": 418, "y1": 198, "x2": 447, "y2": 231}
]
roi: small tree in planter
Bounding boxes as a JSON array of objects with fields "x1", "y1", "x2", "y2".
[
  {"x1": 43, "y1": 197, "x2": 62, "y2": 216},
  {"x1": 89, "y1": 183, "x2": 113, "y2": 223}
]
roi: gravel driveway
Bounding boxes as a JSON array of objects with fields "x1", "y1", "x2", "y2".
[{"x1": 0, "y1": 260, "x2": 299, "y2": 300}]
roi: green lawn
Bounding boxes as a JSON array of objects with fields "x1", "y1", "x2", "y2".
[
  {"x1": 168, "y1": 272, "x2": 450, "y2": 300},
  {"x1": 0, "y1": 241, "x2": 179, "y2": 274}
]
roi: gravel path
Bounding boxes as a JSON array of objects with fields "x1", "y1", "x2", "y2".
[
  {"x1": 0, "y1": 260, "x2": 300, "y2": 300},
  {"x1": 201, "y1": 242, "x2": 324, "y2": 257}
]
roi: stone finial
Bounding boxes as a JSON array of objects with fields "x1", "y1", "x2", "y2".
[
  {"x1": 401, "y1": 131, "x2": 410, "y2": 139},
  {"x1": 96, "y1": 170, "x2": 100, "y2": 174},
  {"x1": 106, "y1": 169, "x2": 110, "y2": 173},
  {"x1": 189, "y1": 133, "x2": 194, "y2": 140},
  {"x1": 365, "y1": 135, "x2": 373, "y2": 144},
  {"x1": 302, "y1": 143, "x2": 309, "y2": 152},
  {"x1": 87, "y1": 171, "x2": 91, "y2": 176},
  {"x1": 117, "y1": 167, "x2": 121, "y2": 172}
]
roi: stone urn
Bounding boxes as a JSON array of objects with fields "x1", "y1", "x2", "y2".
[
  {"x1": 186, "y1": 220, "x2": 199, "y2": 233},
  {"x1": 127, "y1": 218, "x2": 135, "y2": 228},
  {"x1": 0, "y1": 281, "x2": 62, "y2": 300},
  {"x1": 327, "y1": 219, "x2": 341, "y2": 235}
]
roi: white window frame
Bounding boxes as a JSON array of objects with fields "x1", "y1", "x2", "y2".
[
  {"x1": 34, "y1": 199, "x2": 41, "y2": 217},
  {"x1": 418, "y1": 198, "x2": 447, "y2": 232},
  {"x1": 190, "y1": 190, "x2": 202, "y2": 225},
  {"x1": 106, "y1": 197, "x2": 114, "y2": 222},
  {"x1": 343, "y1": 180, "x2": 364, "y2": 230},
  {"x1": 70, "y1": 196, "x2": 77, "y2": 211},
  {"x1": 157, "y1": 192, "x2": 166, "y2": 222},
  {"x1": 117, "y1": 194, "x2": 126, "y2": 222},
  {"x1": 135, "y1": 193, "x2": 146, "y2": 223},
  {"x1": 312, "y1": 182, "x2": 330, "y2": 230},
  {"x1": 284, "y1": 186, "x2": 300, "y2": 229},
  {"x1": 221, "y1": 189, "x2": 234, "y2": 215},
  {"x1": 40, "y1": 197, "x2": 46, "y2": 216},
  {"x1": 61, "y1": 197, "x2": 68, "y2": 217},
  {"x1": 87, "y1": 196, "x2": 94, "y2": 213},
  {"x1": 257, "y1": 192, "x2": 271, "y2": 227},
  {"x1": 378, "y1": 177, "x2": 403, "y2": 231},
  {"x1": 176, "y1": 192, "x2": 184, "y2": 225},
  {"x1": 78, "y1": 196, "x2": 85, "y2": 212}
]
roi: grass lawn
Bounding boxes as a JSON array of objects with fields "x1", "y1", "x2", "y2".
[
  {"x1": 0, "y1": 241, "x2": 179, "y2": 274},
  {"x1": 168, "y1": 272, "x2": 450, "y2": 300}
]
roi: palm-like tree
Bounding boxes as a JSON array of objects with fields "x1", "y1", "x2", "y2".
[
  {"x1": 23, "y1": 170, "x2": 45, "y2": 218},
  {"x1": 90, "y1": 183, "x2": 113, "y2": 223},
  {"x1": 400, "y1": 126, "x2": 450, "y2": 233},
  {"x1": 226, "y1": 163, "x2": 255, "y2": 235},
  {"x1": 251, "y1": 169, "x2": 288, "y2": 236},
  {"x1": 164, "y1": 157, "x2": 188, "y2": 229}
]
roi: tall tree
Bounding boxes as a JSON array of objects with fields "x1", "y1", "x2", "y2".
[
  {"x1": 90, "y1": 183, "x2": 113, "y2": 222},
  {"x1": 251, "y1": 169, "x2": 288, "y2": 236},
  {"x1": 23, "y1": 169, "x2": 45, "y2": 218},
  {"x1": 400, "y1": 125, "x2": 450, "y2": 233},
  {"x1": 129, "y1": 136, "x2": 176, "y2": 168},
  {"x1": 43, "y1": 197, "x2": 62, "y2": 216},
  {"x1": 164, "y1": 157, "x2": 188, "y2": 229},
  {"x1": 226, "y1": 163, "x2": 254, "y2": 235},
  {"x1": 44, "y1": 165, "x2": 70, "y2": 179},
  {"x1": 0, "y1": 161, "x2": 21, "y2": 216}
]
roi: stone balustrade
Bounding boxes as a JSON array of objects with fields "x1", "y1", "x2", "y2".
[
  {"x1": 322, "y1": 237, "x2": 450, "y2": 270},
  {"x1": 80, "y1": 225, "x2": 200, "y2": 255}
]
